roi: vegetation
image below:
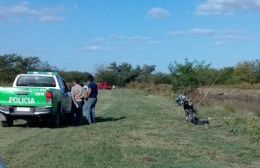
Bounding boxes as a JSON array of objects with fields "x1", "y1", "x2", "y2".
[
  {"x1": 0, "y1": 54, "x2": 54, "y2": 83},
  {"x1": 95, "y1": 62, "x2": 156, "y2": 86},
  {"x1": 0, "y1": 90, "x2": 259, "y2": 168},
  {"x1": 0, "y1": 54, "x2": 90, "y2": 84},
  {"x1": 95, "y1": 59, "x2": 260, "y2": 93},
  {"x1": 0, "y1": 54, "x2": 259, "y2": 167},
  {"x1": 1, "y1": 54, "x2": 259, "y2": 90},
  {"x1": 168, "y1": 59, "x2": 260, "y2": 92}
]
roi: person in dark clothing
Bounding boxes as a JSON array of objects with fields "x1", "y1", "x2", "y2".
[{"x1": 84, "y1": 75, "x2": 98, "y2": 125}]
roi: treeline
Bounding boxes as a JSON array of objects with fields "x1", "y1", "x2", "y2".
[
  {"x1": 169, "y1": 59, "x2": 260, "y2": 91},
  {"x1": 95, "y1": 62, "x2": 157, "y2": 86},
  {"x1": 1, "y1": 54, "x2": 259, "y2": 91},
  {"x1": 0, "y1": 54, "x2": 90, "y2": 84},
  {"x1": 95, "y1": 59, "x2": 260, "y2": 87}
]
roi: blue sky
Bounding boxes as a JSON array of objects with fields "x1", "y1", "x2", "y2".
[{"x1": 0, "y1": 0, "x2": 260, "y2": 73}]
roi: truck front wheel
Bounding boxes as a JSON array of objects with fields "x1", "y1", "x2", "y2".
[{"x1": 1, "y1": 118, "x2": 13, "y2": 127}]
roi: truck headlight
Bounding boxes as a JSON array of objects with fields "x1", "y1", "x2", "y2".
[{"x1": 0, "y1": 105, "x2": 10, "y2": 113}]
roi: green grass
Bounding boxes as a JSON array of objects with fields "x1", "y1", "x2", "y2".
[{"x1": 0, "y1": 90, "x2": 259, "y2": 168}]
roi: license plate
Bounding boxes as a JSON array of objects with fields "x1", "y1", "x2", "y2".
[
  {"x1": 0, "y1": 113, "x2": 6, "y2": 121},
  {"x1": 16, "y1": 107, "x2": 30, "y2": 112}
]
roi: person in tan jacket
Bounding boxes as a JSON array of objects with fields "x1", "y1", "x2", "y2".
[{"x1": 71, "y1": 79, "x2": 84, "y2": 125}]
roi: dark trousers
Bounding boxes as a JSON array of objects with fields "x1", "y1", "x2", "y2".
[{"x1": 73, "y1": 101, "x2": 83, "y2": 125}]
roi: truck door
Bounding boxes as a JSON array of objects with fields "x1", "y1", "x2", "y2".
[{"x1": 58, "y1": 77, "x2": 72, "y2": 113}]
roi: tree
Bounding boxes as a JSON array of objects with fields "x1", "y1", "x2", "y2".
[
  {"x1": 151, "y1": 72, "x2": 171, "y2": 84},
  {"x1": 254, "y1": 59, "x2": 260, "y2": 82},
  {"x1": 169, "y1": 59, "x2": 215, "y2": 92},
  {"x1": 215, "y1": 67, "x2": 235, "y2": 84},
  {"x1": 95, "y1": 62, "x2": 156, "y2": 86},
  {"x1": 136, "y1": 65, "x2": 156, "y2": 83},
  {"x1": 0, "y1": 54, "x2": 57, "y2": 83},
  {"x1": 60, "y1": 71, "x2": 90, "y2": 84},
  {"x1": 234, "y1": 61, "x2": 257, "y2": 84}
]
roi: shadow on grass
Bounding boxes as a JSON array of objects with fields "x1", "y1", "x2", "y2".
[
  {"x1": 9, "y1": 116, "x2": 126, "y2": 128},
  {"x1": 95, "y1": 116, "x2": 126, "y2": 123}
]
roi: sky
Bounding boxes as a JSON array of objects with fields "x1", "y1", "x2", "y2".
[{"x1": 0, "y1": 0, "x2": 260, "y2": 73}]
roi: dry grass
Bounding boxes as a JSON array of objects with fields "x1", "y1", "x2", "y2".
[{"x1": 126, "y1": 82, "x2": 174, "y2": 97}]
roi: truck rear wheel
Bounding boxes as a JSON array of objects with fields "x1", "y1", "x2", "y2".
[
  {"x1": 1, "y1": 118, "x2": 13, "y2": 127},
  {"x1": 50, "y1": 105, "x2": 64, "y2": 128},
  {"x1": 49, "y1": 112, "x2": 61, "y2": 128}
]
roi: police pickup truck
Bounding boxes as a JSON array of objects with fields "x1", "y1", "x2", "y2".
[{"x1": 0, "y1": 72, "x2": 72, "y2": 127}]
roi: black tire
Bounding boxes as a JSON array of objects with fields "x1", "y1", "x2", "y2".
[
  {"x1": 64, "y1": 113, "x2": 73, "y2": 126},
  {"x1": 1, "y1": 118, "x2": 13, "y2": 127},
  {"x1": 39, "y1": 116, "x2": 49, "y2": 127},
  {"x1": 54, "y1": 112, "x2": 61, "y2": 128},
  {"x1": 51, "y1": 105, "x2": 64, "y2": 128},
  {"x1": 27, "y1": 118, "x2": 39, "y2": 127},
  {"x1": 48, "y1": 112, "x2": 60, "y2": 128}
]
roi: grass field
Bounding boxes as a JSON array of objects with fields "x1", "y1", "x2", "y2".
[{"x1": 0, "y1": 90, "x2": 259, "y2": 168}]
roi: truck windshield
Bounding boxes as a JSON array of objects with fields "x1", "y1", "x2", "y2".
[{"x1": 16, "y1": 76, "x2": 56, "y2": 87}]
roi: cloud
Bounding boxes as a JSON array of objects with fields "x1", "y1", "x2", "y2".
[
  {"x1": 108, "y1": 34, "x2": 127, "y2": 40},
  {"x1": 147, "y1": 7, "x2": 171, "y2": 20},
  {"x1": 129, "y1": 35, "x2": 151, "y2": 41},
  {"x1": 82, "y1": 34, "x2": 162, "y2": 52},
  {"x1": 39, "y1": 15, "x2": 64, "y2": 23},
  {"x1": 8, "y1": 4, "x2": 37, "y2": 15},
  {"x1": 0, "y1": 2, "x2": 65, "y2": 23},
  {"x1": 196, "y1": 0, "x2": 260, "y2": 15},
  {"x1": 169, "y1": 28, "x2": 216, "y2": 36},
  {"x1": 214, "y1": 41, "x2": 224, "y2": 46},
  {"x1": 92, "y1": 37, "x2": 106, "y2": 45},
  {"x1": 82, "y1": 45, "x2": 111, "y2": 52},
  {"x1": 188, "y1": 28, "x2": 216, "y2": 35},
  {"x1": 148, "y1": 40, "x2": 163, "y2": 45},
  {"x1": 169, "y1": 28, "x2": 253, "y2": 44},
  {"x1": 92, "y1": 34, "x2": 160, "y2": 45}
]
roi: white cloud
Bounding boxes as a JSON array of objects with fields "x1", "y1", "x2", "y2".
[
  {"x1": 148, "y1": 40, "x2": 163, "y2": 45},
  {"x1": 108, "y1": 34, "x2": 127, "y2": 40},
  {"x1": 8, "y1": 4, "x2": 37, "y2": 15},
  {"x1": 39, "y1": 15, "x2": 64, "y2": 23},
  {"x1": 169, "y1": 28, "x2": 216, "y2": 36},
  {"x1": 214, "y1": 41, "x2": 224, "y2": 46},
  {"x1": 147, "y1": 7, "x2": 171, "y2": 20},
  {"x1": 169, "y1": 28, "x2": 253, "y2": 44},
  {"x1": 82, "y1": 45, "x2": 111, "y2": 52},
  {"x1": 93, "y1": 37, "x2": 105, "y2": 42},
  {"x1": 0, "y1": 10, "x2": 5, "y2": 18},
  {"x1": 82, "y1": 34, "x2": 162, "y2": 52},
  {"x1": 196, "y1": 0, "x2": 260, "y2": 15},
  {"x1": 0, "y1": 2, "x2": 65, "y2": 23},
  {"x1": 214, "y1": 34, "x2": 252, "y2": 40},
  {"x1": 91, "y1": 34, "x2": 161, "y2": 45},
  {"x1": 188, "y1": 28, "x2": 216, "y2": 35},
  {"x1": 129, "y1": 35, "x2": 151, "y2": 41}
]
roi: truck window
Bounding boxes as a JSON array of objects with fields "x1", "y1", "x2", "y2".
[
  {"x1": 16, "y1": 76, "x2": 56, "y2": 87},
  {"x1": 62, "y1": 80, "x2": 70, "y2": 92},
  {"x1": 57, "y1": 77, "x2": 69, "y2": 92}
]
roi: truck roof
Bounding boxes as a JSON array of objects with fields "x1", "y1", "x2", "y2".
[
  {"x1": 27, "y1": 71, "x2": 59, "y2": 76},
  {"x1": 13, "y1": 72, "x2": 64, "y2": 89}
]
